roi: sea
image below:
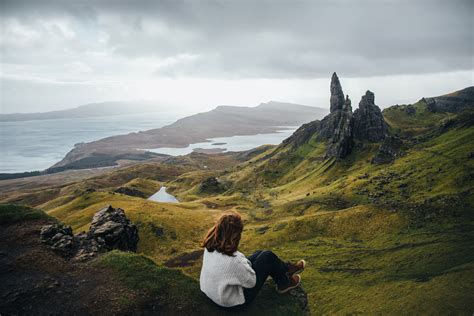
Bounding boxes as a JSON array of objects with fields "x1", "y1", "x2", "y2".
[
  {"x1": 0, "y1": 113, "x2": 177, "y2": 173},
  {"x1": 0, "y1": 113, "x2": 297, "y2": 174},
  {"x1": 145, "y1": 128, "x2": 297, "y2": 156}
]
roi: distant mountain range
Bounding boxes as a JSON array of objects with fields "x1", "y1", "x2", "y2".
[{"x1": 0, "y1": 101, "x2": 169, "y2": 122}]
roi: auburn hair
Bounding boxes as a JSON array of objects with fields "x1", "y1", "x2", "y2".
[{"x1": 201, "y1": 211, "x2": 243, "y2": 256}]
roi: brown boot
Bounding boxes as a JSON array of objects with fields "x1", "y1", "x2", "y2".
[
  {"x1": 276, "y1": 274, "x2": 301, "y2": 294},
  {"x1": 286, "y1": 259, "x2": 306, "y2": 277}
]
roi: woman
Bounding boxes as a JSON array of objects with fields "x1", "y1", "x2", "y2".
[{"x1": 199, "y1": 211, "x2": 306, "y2": 308}]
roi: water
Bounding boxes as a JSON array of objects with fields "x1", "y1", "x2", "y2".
[
  {"x1": 145, "y1": 127, "x2": 298, "y2": 156},
  {"x1": 0, "y1": 113, "x2": 178, "y2": 173},
  {"x1": 148, "y1": 187, "x2": 179, "y2": 203}
]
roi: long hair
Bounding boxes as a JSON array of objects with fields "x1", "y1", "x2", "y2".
[{"x1": 201, "y1": 211, "x2": 243, "y2": 256}]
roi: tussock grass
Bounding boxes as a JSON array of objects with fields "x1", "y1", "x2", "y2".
[
  {"x1": 0, "y1": 203, "x2": 54, "y2": 224},
  {"x1": 15, "y1": 101, "x2": 474, "y2": 314},
  {"x1": 96, "y1": 250, "x2": 306, "y2": 315}
]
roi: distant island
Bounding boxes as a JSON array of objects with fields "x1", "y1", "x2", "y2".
[{"x1": 0, "y1": 101, "x2": 170, "y2": 122}]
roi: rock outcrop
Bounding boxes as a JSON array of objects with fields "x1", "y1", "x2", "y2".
[
  {"x1": 423, "y1": 86, "x2": 474, "y2": 113},
  {"x1": 281, "y1": 73, "x2": 390, "y2": 160},
  {"x1": 320, "y1": 74, "x2": 389, "y2": 159},
  {"x1": 289, "y1": 287, "x2": 310, "y2": 314},
  {"x1": 40, "y1": 224, "x2": 77, "y2": 257},
  {"x1": 40, "y1": 205, "x2": 139, "y2": 260},
  {"x1": 199, "y1": 177, "x2": 226, "y2": 194},
  {"x1": 372, "y1": 135, "x2": 403, "y2": 164},
  {"x1": 330, "y1": 72, "x2": 345, "y2": 113},
  {"x1": 326, "y1": 95, "x2": 354, "y2": 159},
  {"x1": 114, "y1": 187, "x2": 146, "y2": 198},
  {"x1": 353, "y1": 91, "x2": 388, "y2": 142},
  {"x1": 281, "y1": 120, "x2": 322, "y2": 149},
  {"x1": 319, "y1": 73, "x2": 356, "y2": 159},
  {"x1": 87, "y1": 205, "x2": 139, "y2": 252}
]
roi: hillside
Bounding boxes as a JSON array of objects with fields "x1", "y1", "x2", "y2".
[
  {"x1": 50, "y1": 101, "x2": 327, "y2": 172},
  {"x1": 1, "y1": 75, "x2": 473, "y2": 314},
  {"x1": 0, "y1": 204, "x2": 306, "y2": 315}
]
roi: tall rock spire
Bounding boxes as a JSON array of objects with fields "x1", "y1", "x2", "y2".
[
  {"x1": 330, "y1": 72, "x2": 345, "y2": 113},
  {"x1": 353, "y1": 90, "x2": 388, "y2": 142},
  {"x1": 282, "y1": 73, "x2": 391, "y2": 160},
  {"x1": 326, "y1": 94, "x2": 354, "y2": 159}
]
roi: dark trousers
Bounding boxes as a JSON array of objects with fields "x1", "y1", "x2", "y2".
[
  {"x1": 243, "y1": 250, "x2": 290, "y2": 304},
  {"x1": 217, "y1": 250, "x2": 290, "y2": 311}
]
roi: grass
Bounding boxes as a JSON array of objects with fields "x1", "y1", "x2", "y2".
[
  {"x1": 0, "y1": 203, "x2": 54, "y2": 224},
  {"x1": 5, "y1": 97, "x2": 474, "y2": 314},
  {"x1": 261, "y1": 220, "x2": 474, "y2": 314},
  {"x1": 96, "y1": 250, "x2": 306, "y2": 315},
  {"x1": 382, "y1": 100, "x2": 455, "y2": 136},
  {"x1": 119, "y1": 178, "x2": 162, "y2": 197},
  {"x1": 45, "y1": 191, "x2": 222, "y2": 262}
]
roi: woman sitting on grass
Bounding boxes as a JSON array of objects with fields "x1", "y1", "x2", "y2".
[{"x1": 199, "y1": 211, "x2": 305, "y2": 308}]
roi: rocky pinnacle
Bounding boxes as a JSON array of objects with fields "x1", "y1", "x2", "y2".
[
  {"x1": 330, "y1": 72, "x2": 345, "y2": 113},
  {"x1": 353, "y1": 90, "x2": 388, "y2": 142}
]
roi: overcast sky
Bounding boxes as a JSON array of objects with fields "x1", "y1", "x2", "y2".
[{"x1": 0, "y1": 0, "x2": 472, "y2": 114}]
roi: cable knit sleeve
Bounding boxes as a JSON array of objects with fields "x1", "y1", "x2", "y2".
[{"x1": 235, "y1": 253, "x2": 256, "y2": 288}]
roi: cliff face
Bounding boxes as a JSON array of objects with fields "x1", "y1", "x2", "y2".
[
  {"x1": 280, "y1": 72, "x2": 389, "y2": 160},
  {"x1": 323, "y1": 73, "x2": 387, "y2": 159},
  {"x1": 353, "y1": 90, "x2": 388, "y2": 142},
  {"x1": 329, "y1": 72, "x2": 346, "y2": 113},
  {"x1": 423, "y1": 86, "x2": 474, "y2": 113},
  {"x1": 326, "y1": 95, "x2": 354, "y2": 159}
]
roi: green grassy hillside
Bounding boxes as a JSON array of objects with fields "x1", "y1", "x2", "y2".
[
  {"x1": 3, "y1": 88, "x2": 474, "y2": 314},
  {"x1": 0, "y1": 204, "x2": 306, "y2": 315},
  {"x1": 97, "y1": 251, "x2": 306, "y2": 315}
]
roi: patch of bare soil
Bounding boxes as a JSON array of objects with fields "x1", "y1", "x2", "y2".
[
  {"x1": 0, "y1": 219, "x2": 145, "y2": 315},
  {"x1": 164, "y1": 250, "x2": 203, "y2": 268}
]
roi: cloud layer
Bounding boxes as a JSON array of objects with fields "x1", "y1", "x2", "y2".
[{"x1": 0, "y1": 0, "x2": 472, "y2": 112}]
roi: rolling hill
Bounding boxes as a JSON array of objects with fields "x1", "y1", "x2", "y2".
[{"x1": 1, "y1": 74, "x2": 473, "y2": 314}]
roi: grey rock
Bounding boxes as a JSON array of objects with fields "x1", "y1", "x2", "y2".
[
  {"x1": 40, "y1": 205, "x2": 139, "y2": 261},
  {"x1": 353, "y1": 91, "x2": 388, "y2": 142},
  {"x1": 148, "y1": 223, "x2": 165, "y2": 237},
  {"x1": 330, "y1": 72, "x2": 345, "y2": 113},
  {"x1": 293, "y1": 75, "x2": 355, "y2": 159},
  {"x1": 199, "y1": 177, "x2": 226, "y2": 194},
  {"x1": 88, "y1": 205, "x2": 139, "y2": 252},
  {"x1": 281, "y1": 73, "x2": 392, "y2": 160},
  {"x1": 372, "y1": 135, "x2": 403, "y2": 164},
  {"x1": 281, "y1": 120, "x2": 321, "y2": 149},
  {"x1": 40, "y1": 224, "x2": 77, "y2": 257},
  {"x1": 405, "y1": 104, "x2": 416, "y2": 115},
  {"x1": 326, "y1": 95, "x2": 354, "y2": 159},
  {"x1": 317, "y1": 110, "x2": 344, "y2": 141},
  {"x1": 255, "y1": 226, "x2": 270, "y2": 234},
  {"x1": 114, "y1": 187, "x2": 146, "y2": 198},
  {"x1": 423, "y1": 87, "x2": 474, "y2": 113},
  {"x1": 289, "y1": 286, "x2": 310, "y2": 314}
]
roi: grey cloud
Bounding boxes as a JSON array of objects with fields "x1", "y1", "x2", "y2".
[{"x1": 1, "y1": 0, "x2": 473, "y2": 79}]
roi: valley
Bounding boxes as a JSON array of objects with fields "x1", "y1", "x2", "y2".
[{"x1": 1, "y1": 75, "x2": 473, "y2": 314}]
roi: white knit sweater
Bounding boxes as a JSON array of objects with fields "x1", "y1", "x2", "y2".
[{"x1": 200, "y1": 248, "x2": 256, "y2": 307}]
